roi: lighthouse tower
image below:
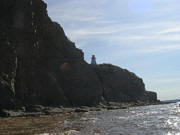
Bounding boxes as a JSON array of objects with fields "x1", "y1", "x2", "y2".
[{"x1": 91, "y1": 55, "x2": 97, "y2": 65}]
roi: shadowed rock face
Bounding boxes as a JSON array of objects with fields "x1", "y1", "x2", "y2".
[
  {"x1": 0, "y1": 0, "x2": 102, "y2": 108},
  {"x1": 0, "y1": 0, "x2": 157, "y2": 109},
  {"x1": 92, "y1": 64, "x2": 157, "y2": 103},
  {"x1": 141, "y1": 91, "x2": 158, "y2": 103}
]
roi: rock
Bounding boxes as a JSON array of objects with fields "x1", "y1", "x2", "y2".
[
  {"x1": 74, "y1": 108, "x2": 88, "y2": 112},
  {"x1": 140, "y1": 91, "x2": 158, "y2": 103},
  {"x1": 44, "y1": 107, "x2": 64, "y2": 114},
  {"x1": 63, "y1": 130, "x2": 80, "y2": 135},
  {"x1": 25, "y1": 105, "x2": 45, "y2": 112},
  {"x1": 89, "y1": 107, "x2": 102, "y2": 111},
  {"x1": 0, "y1": 0, "x2": 103, "y2": 109},
  {"x1": 60, "y1": 61, "x2": 102, "y2": 106},
  {"x1": 93, "y1": 64, "x2": 146, "y2": 102},
  {"x1": 107, "y1": 106, "x2": 120, "y2": 110},
  {"x1": 0, "y1": 109, "x2": 10, "y2": 117},
  {"x1": 0, "y1": 82, "x2": 16, "y2": 109},
  {"x1": 92, "y1": 64, "x2": 158, "y2": 103}
]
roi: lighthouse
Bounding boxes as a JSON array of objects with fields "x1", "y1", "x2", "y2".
[{"x1": 91, "y1": 55, "x2": 97, "y2": 65}]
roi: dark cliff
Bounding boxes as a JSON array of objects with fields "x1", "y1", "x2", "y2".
[
  {"x1": 0, "y1": 0, "x2": 157, "y2": 109},
  {"x1": 92, "y1": 64, "x2": 157, "y2": 103}
]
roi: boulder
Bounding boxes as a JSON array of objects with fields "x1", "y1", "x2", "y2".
[{"x1": 0, "y1": 109, "x2": 10, "y2": 117}]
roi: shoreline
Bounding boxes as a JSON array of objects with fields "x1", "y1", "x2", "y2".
[
  {"x1": 0, "y1": 103, "x2": 176, "y2": 135},
  {"x1": 0, "y1": 101, "x2": 161, "y2": 118}
]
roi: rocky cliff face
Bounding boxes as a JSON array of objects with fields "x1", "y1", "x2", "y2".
[
  {"x1": 92, "y1": 64, "x2": 157, "y2": 103},
  {"x1": 0, "y1": 0, "x2": 102, "y2": 108},
  {"x1": 0, "y1": 0, "x2": 157, "y2": 109}
]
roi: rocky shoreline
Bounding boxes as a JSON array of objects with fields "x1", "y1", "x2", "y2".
[
  {"x1": 0, "y1": 101, "x2": 160, "y2": 117},
  {"x1": 0, "y1": 102, "x2": 162, "y2": 134}
]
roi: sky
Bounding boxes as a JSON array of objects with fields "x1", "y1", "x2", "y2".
[{"x1": 44, "y1": 0, "x2": 180, "y2": 100}]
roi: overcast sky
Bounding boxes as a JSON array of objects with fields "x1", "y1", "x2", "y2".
[{"x1": 44, "y1": 0, "x2": 180, "y2": 100}]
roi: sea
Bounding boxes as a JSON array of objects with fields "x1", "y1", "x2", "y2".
[
  {"x1": 55, "y1": 103, "x2": 180, "y2": 135},
  {"x1": 1, "y1": 103, "x2": 180, "y2": 135}
]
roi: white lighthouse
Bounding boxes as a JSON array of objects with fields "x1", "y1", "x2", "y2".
[{"x1": 91, "y1": 55, "x2": 97, "y2": 65}]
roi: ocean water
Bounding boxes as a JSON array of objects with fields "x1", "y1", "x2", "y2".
[{"x1": 56, "y1": 103, "x2": 180, "y2": 135}]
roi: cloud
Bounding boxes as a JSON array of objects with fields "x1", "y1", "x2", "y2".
[
  {"x1": 65, "y1": 20, "x2": 180, "y2": 52},
  {"x1": 45, "y1": 0, "x2": 180, "y2": 49},
  {"x1": 158, "y1": 27, "x2": 180, "y2": 34},
  {"x1": 138, "y1": 44, "x2": 180, "y2": 54},
  {"x1": 108, "y1": 33, "x2": 180, "y2": 42}
]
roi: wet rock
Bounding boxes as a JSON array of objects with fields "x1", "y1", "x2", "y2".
[
  {"x1": 106, "y1": 106, "x2": 120, "y2": 110},
  {"x1": 25, "y1": 105, "x2": 45, "y2": 112},
  {"x1": 64, "y1": 130, "x2": 80, "y2": 135},
  {"x1": 43, "y1": 107, "x2": 64, "y2": 114},
  {"x1": 0, "y1": 109, "x2": 10, "y2": 117},
  {"x1": 74, "y1": 108, "x2": 88, "y2": 113}
]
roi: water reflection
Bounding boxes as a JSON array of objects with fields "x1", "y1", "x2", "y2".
[{"x1": 56, "y1": 104, "x2": 180, "y2": 135}]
